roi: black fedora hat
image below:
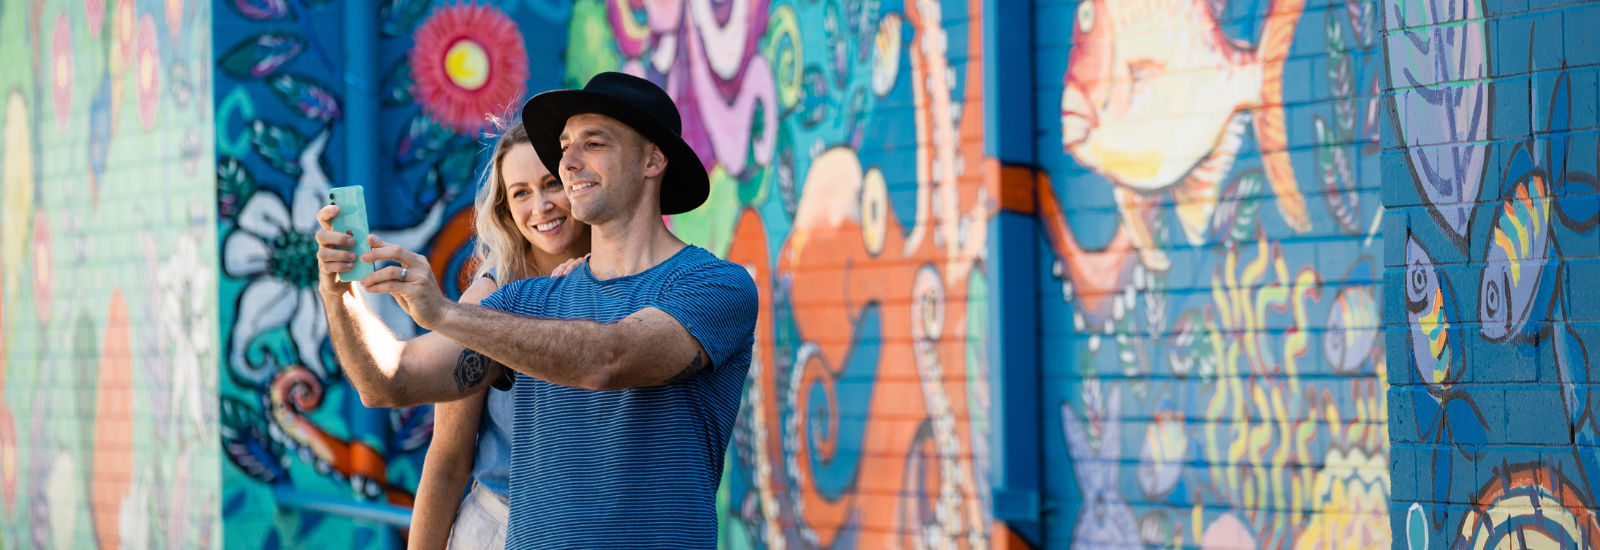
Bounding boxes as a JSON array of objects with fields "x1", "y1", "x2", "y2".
[{"x1": 520, "y1": 72, "x2": 709, "y2": 216}]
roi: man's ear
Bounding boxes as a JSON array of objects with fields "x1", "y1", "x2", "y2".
[{"x1": 642, "y1": 144, "x2": 668, "y2": 179}]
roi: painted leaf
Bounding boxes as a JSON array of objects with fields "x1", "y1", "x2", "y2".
[
  {"x1": 379, "y1": 0, "x2": 432, "y2": 37},
  {"x1": 169, "y1": 62, "x2": 195, "y2": 108},
  {"x1": 844, "y1": 88, "x2": 868, "y2": 150},
  {"x1": 223, "y1": 490, "x2": 249, "y2": 517},
  {"x1": 380, "y1": 59, "x2": 415, "y2": 107},
  {"x1": 220, "y1": 397, "x2": 289, "y2": 483},
  {"x1": 218, "y1": 32, "x2": 305, "y2": 79},
  {"x1": 395, "y1": 112, "x2": 457, "y2": 169},
  {"x1": 1324, "y1": 15, "x2": 1357, "y2": 135},
  {"x1": 1209, "y1": 169, "x2": 1264, "y2": 243},
  {"x1": 1362, "y1": 76, "x2": 1381, "y2": 148},
  {"x1": 1313, "y1": 115, "x2": 1362, "y2": 234},
  {"x1": 267, "y1": 73, "x2": 342, "y2": 121},
  {"x1": 250, "y1": 120, "x2": 308, "y2": 175},
  {"x1": 1347, "y1": 0, "x2": 1375, "y2": 47},
  {"x1": 217, "y1": 156, "x2": 257, "y2": 219},
  {"x1": 228, "y1": 0, "x2": 292, "y2": 20}
]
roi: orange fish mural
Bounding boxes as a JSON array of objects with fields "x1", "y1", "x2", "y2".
[{"x1": 1059, "y1": 0, "x2": 1310, "y2": 270}]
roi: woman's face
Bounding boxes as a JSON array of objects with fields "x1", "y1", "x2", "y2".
[{"x1": 500, "y1": 142, "x2": 589, "y2": 258}]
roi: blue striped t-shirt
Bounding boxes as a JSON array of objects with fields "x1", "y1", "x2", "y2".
[{"x1": 478, "y1": 245, "x2": 758, "y2": 549}]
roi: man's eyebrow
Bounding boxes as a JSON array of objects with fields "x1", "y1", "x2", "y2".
[{"x1": 560, "y1": 127, "x2": 614, "y2": 142}]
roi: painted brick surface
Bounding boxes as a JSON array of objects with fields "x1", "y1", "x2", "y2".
[
  {"x1": 214, "y1": 0, "x2": 1002, "y2": 547},
  {"x1": 0, "y1": 0, "x2": 221, "y2": 546},
  {"x1": 1383, "y1": 0, "x2": 1600, "y2": 545},
  {"x1": 212, "y1": 0, "x2": 568, "y2": 546},
  {"x1": 1033, "y1": 0, "x2": 1392, "y2": 545}
]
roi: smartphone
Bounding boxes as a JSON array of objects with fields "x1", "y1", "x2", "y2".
[{"x1": 328, "y1": 185, "x2": 375, "y2": 282}]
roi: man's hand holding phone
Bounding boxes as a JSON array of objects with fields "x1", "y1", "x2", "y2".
[
  {"x1": 314, "y1": 187, "x2": 455, "y2": 330},
  {"x1": 315, "y1": 204, "x2": 359, "y2": 297}
]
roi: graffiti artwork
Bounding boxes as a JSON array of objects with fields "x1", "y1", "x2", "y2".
[
  {"x1": 562, "y1": 0, "x2": 999, "y2": 544},
  {"x1": 1038, "y1": 0, "x2": 1391, "y2": 544},
  {"x1": 212, "y1": 0, "x2": 573, "y2": 544},
  {"x1": 1387, "y1": 0, "x2": 1600, "y2": 545},
  {"x1": 0, "y1": 0, "x2": 222, "y2": 546},
  {"x1": 212, "y1": 0, "x2": 998, "y2": 544}
]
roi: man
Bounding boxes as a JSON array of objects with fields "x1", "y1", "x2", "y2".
[{"x1": 314, "y1": 72, "x2": 759, "y2": 548}]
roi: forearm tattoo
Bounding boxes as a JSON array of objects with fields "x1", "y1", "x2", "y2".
[
  {"x1": 665, "y1": 350, "x2": 708, "y2": 384},
  {"x1": 454, "y1": 349, "x2": 495, "y2": 393}
]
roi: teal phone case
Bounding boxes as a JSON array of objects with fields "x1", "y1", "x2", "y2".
[{"x1": 328, "y1": 186, "x2": 375, "y2": 282}]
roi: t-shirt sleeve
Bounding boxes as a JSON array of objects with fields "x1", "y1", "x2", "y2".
[
  {"x1": 479, "y1": 283, "x2": 512, "y2": 312},
  {"x1": 652, "y1": 261, "x2": 759, "y2": 371},
  {"x1": 479, "y1": 277, "x2": 544, "y2": 314}
]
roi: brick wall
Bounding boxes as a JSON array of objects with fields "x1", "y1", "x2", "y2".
[
  {"x1": 1383, "y1": 0, "x2": 1600, "y2": 546},
  {"x1": 212, "y1": 0, "x2": 1004, "y2": 547},
  {"x1": 1033, "y1": 0, "x2": 1393, "y2": 545},
  {"x1": 0, "y1": 0, "x2": 221, "y2": 546},
  {"x1": 211, "y1": 0, "x2": 568, "y2": 546}
]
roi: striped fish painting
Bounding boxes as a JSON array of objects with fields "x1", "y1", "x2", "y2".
[
  {"x1": 1408, "y1": 235, "x2": 1460, "y2": 390},
  {"x1": 1480, "y1": 172, "x2": 1551, "y2": 342}
]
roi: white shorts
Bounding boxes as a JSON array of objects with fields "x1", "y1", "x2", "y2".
[{"x1": 446, "y1": 483, "x2": 509, "y2": 550}]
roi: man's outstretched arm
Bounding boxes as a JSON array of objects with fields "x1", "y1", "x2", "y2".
[
  {"x1": 433, "y1": 304, "x2": 708, "y2": 391},
  {"x1": 357, "y1": 235, "x2": 754, "y2": 391}
]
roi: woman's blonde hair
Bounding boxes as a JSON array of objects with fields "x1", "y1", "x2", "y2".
[{"x1": 472, "y1": 118, "x2": 538, "y2": 282}]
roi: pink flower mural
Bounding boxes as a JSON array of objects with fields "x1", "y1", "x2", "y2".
[
  {"x1": 51, "y1": 14, "x2": 73, "y2": 131},
  {"x1": 137, "y1": 14, "x2": 160, "y2": 129},
  {"x1": 409, "y1": 2, "x2": 529, "y2": 134}
]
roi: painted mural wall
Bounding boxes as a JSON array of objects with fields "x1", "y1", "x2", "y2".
[
  {"x1": 0, "y1": 0, "x2": 222, "y2": 546},
  {"x1": 1384, "y1": 0, "x2": 1600, "y2": 547},
  {"x1": 1033, "y1": 0, "x2": 1392, "y2": 545},
  {"x1": 214, "y1": 0, "x2": 1003, "y2": 547},
  {"x1": 212, "y1": 0, "x2": 567, "y2": 546}
]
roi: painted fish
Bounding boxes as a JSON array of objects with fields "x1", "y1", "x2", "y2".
[
  {"x1": 1479, "y1": 170, "x2": 1551, "y2": 342},
  {"x1": 1406, "y1": 235, "x2": 1459, "y2": 390},
  {"x1": 1060, "y1": 0, "x2": 1311, "y2": 270},
  {"x1": 1324, "y1": 284, "x2": 1378, "y2": 374}
]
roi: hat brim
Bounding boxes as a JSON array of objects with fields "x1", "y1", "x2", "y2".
[{"x1": 521, "y1": 89, "x2": 709, "y2": 216}]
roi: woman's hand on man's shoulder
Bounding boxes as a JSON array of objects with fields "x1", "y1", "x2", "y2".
[{"x1": 550, "y1": 254, "x2": 590, "y2": 278}]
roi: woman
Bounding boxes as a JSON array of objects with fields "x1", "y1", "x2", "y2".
[{"x1": 408, "y1": 120, "x2": 590, "y2": 550}]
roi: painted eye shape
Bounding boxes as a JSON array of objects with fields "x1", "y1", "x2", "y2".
[{"x1": 1077, "y1": 0, "x2": 1094, "y2": 33}]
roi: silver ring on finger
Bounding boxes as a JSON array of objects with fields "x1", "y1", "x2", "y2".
[{"x1": 400, "y1": 267, "x2": 409, "y2": 282}]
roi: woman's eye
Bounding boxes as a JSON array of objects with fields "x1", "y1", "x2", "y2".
[{"x1": 513, "y1": 190, "x2": 530, "y2": 198}]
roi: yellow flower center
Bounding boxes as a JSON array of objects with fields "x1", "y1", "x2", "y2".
[{"x1": 445, "y1": 39, "x2": 490, "y2": 91}]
